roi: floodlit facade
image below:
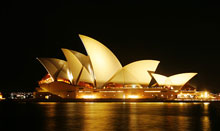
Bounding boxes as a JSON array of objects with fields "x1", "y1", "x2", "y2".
[{"x1": 36, "y1": 34, "x2": 216, "y2": 100}]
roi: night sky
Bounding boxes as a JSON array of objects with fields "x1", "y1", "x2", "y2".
[{"x1": 1, "y1": 1, "x2": 220, "y2": 93}]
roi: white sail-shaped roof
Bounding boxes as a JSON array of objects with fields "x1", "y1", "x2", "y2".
[
  {"x1": 62, "y1": 48, "x2": 94, "y2": 85},
  {"x1": 151, "y1": 73, "x2": 197, "y2": 86},
  {"x1": 109, "y1": 68, "x2": 140, "y2": 84},
  {"x1": 77, "y1": 67, "x2": 94, "y2": 84},
  {"x1": 109, "y1": 60, "x2": 160, "y2": 85},
  {"x1": 69, "y1": 50, "x2": 94, "y2": 80},
  {"x1": 79, "y1": 34, "x2": 122, "y2": 87},
  {"x1": 61, "y1": 48, "x2": 83, "y2": 85},
  {"x1": 169, "y1": 73, "x2": 198, "y2": 86},
  {"x1": 150, "y1": 73, "x2": 167, "y2": 86},
  {"x1": 37, "y1": 58, "x2": 69, "y2": 81}
]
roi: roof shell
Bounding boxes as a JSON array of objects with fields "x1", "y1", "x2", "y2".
[
  {"x1": 79, "y1": 34, "x2": 122, "y2": 87},
  {"x1": 109, "y1": 60, "x2": 160, "y2": 85},
  {"x1": 37, "y1": 58, "x2": 69, "y2": 81},
  {"x1": 62, "y1": 48, "x2": 94, "y2": 85},
  {"x1": 68, "y1": 50, "x2": 94, "y2": 82},
  {"x1": 151, "y1": 72, "x2": 198, "y2": 86},
  {"x1": 61, "y1": 48, "x2": 83, "y2": 84}
]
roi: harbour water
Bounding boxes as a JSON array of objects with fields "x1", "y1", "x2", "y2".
[{"x1": 0, "y1": 102, "x2": 219, "y2": 131}]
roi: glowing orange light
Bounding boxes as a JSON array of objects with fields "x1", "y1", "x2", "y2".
[
  {"x1": 57, "y1": 78, "x2": 70, "y2": 84},
  {"x1": 39, "y1": 74, "x2": 53, "y2": 84},
  {"x1": 82, "y1": 95, "x2": 95, "y2": 99},
  {"x1": 204, "y1": 102, "x2": 209, "y2": 105},
  {"x1": 128, "y1": 95, "x2": 139, "y2": 99},
  {"x1": 204, "y1": 92, "x2": 209, "y2": 98},
  {"x1": 45, "y1": 95, "x2": 49, "y2": 99}
]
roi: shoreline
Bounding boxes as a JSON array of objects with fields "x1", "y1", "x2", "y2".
[{"x1": 1, "y1": 98, "x2": 220, "y2": 103}]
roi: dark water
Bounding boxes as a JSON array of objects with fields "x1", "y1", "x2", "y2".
[{"x1": 0, "y1": 102, "x2": 220, "y2": 131}]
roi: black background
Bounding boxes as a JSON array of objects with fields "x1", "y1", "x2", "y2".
[{"x1": 1, "y1": 1, "x2": 220, "y2": 93}]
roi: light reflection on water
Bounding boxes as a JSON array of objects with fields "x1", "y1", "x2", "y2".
[
  {"x1": 37, "y1": 102, "x2": 213, "y2": 131},
  {"x1": 1, "y1": 102, "x2": 219, "y2": 131}
]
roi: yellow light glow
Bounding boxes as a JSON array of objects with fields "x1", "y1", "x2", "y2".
[
  {"x1": 144, "y1": 91, "x2": 161, "y2": 92},
  {"x1": 57, "y1": 78, "x2": 70, "y2": 84},
  {"x1": 67, "y1": 69, "x2": 73, "y2": 83},
  {"x1": 132, "y1": 85, "x2": 136, "y2": 88},
  {"x1": 204, "y1": 92, "x2": 209, "y2": 98},
  {"x1": 82, "y1": 95, "x2": 95, "y2": 99},
  {"x1": 128, "y1": 95, "x2": 139, "y2": 99},
  {"x1": 45, "y1": 95, "x2": 49, "y2": 99}
]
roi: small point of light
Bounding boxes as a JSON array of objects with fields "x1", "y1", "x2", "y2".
[{"x1": 45, "y1": 95, "x2": 49, "y2": 99}]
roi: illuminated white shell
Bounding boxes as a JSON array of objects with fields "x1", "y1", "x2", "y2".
[
  {"x1": 61, "y1": 48, "x2": 83, "y2": 84},
  {"x1": 68, "y1": 50, "x2": 94, "y2": 81},
  {"x1": 79, "y1": 34, "x2": 122, "y2": 87},
  {"x1": 37, "y1": 58, "x2": 69, "y2": 81},
  {"x1": 62, "y1": 48, "x2": 94, "y2": 85},
  {"x1": 151, "y1": 73, "x2": 197, "y2": 86},
  {"x1": 109, "y1": 60, "x2": 160, "y2": 85}
]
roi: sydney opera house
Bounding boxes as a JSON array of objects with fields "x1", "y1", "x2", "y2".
[{"x1": 35, "y1": 34, "x2": 215, "y2": 100}]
